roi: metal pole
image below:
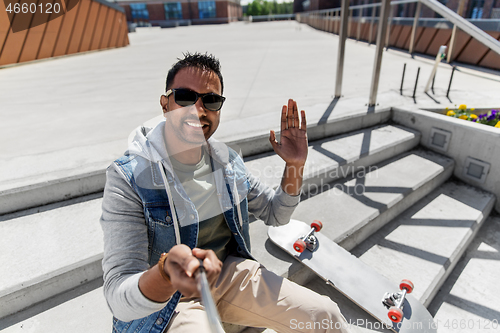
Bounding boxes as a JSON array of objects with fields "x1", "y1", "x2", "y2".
[
  {"x1": 368, "y1": 0, "x2": 391, "y2": 106},
  {"x1": 409, "y1": 1, "x2": 422, "y2": 54},
  {"x1": 368, "y1": 6, "x2": 376, "y2": 44},
  {"x1": 335, "y1": 0, "x2": 350, "y2": 98},
  {"x1": 386, "y1": 5, "x2": 393, "y2": 48},
  {"x1": 424, "y1": 45, "x2": 446, "y2": 93},
  {"x1": 447, "y1": 0, "x2": 466, "y2": 63},
  {"x1": 348, "y1": 9, "x2": 353, "y2": 38},
  {"x1": 357, "y1": 9, "x2": 362, "y2": 41},
  {"x1": 446, "y1": 66, "x2": 456, "y2": 98},
  {"x1": 400, "y1": 63, "x2": 406, "y2": 95},
  {"x1": 447, "y1": 25, "x2": 458, "y2": 63},
  {"x1": 413, "y1": 67, "x2": 420, "y2": 99}
]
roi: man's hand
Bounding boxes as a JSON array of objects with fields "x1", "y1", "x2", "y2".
[
  {"x1": 165, "y1": 245, "x2": 222, "y2": 298},
  {"x1": 269, "y1": 99, "x2": 308, "y2": 167},
  {"x1": 269, "y1": 99, "x2": 308, "y2": 196}
]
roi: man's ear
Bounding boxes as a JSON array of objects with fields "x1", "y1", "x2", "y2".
[{"x1": 160, "y1": 95, "x2": 168, "y2": 114}]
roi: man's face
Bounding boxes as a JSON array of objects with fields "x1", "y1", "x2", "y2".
[{"x1": 160, "y1": 67, "x2": 222, "y2": 147}]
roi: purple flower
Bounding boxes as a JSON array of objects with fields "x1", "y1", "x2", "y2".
[
  {"x1": 472, "y1": 118, "x2": 477, "y2": 122},
  {"x1": 488, "y1": 115, "x2": 496, "y2": 121}
]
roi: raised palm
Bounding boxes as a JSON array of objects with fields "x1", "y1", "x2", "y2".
[{"x1": 269, "y1": 99, "x2": 308, "y2": 167}]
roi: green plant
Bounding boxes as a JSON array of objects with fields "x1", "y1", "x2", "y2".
[{"x1": 446, "y1": 105, "x2": 500, "y2": 128}]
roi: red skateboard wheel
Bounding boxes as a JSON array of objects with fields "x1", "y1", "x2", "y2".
[
  {"x1": 388, "y1": 307, "x2": 403, "y2": 323},
  {"x1": 400, "y1": 279, "x2": 414, "y2": 294},
  {"x1": 311, "y1": 220, "x2": 323, "y2": 232},
  {"x1": 293, "y1": 239, "x2": 306, "y2": 253}
]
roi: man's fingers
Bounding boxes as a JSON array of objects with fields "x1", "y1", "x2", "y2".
[
  {"x1": 281, "y1": 105, "x2": 287, "y2": 132},
  {"x1": 287, "y1": 99, "x2": 294, "y2": 129},
  {"x1": 184, "y1": 257, "x2": 200, "y2": 278},
  {"x1": 293, "y1": 101, "x2": 299, "y2": 127},
  {"x1": 300, "y1": 110, "x2": 307, "y2": 131}
]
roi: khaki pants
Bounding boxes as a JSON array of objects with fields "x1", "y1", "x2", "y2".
[{"x1": 166, "y1": 256, "x2": 351, "y2": 333}]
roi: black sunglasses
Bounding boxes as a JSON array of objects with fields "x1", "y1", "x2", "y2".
[{"x1": 166, "y1": 88, "x2": 226, "y2": 112}]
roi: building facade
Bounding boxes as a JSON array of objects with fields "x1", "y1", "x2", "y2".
[{"x1": 112, "y1": 0, "x2": 242, "y2": 26}]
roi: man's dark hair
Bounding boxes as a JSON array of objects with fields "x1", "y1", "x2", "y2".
[{"x1": 166, "y1": 52, "x2": 224, "y2": 94}]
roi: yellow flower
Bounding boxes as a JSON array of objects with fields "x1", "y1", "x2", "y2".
[
  {"x1": 459, "y1": 115, "x2": 468, "y2": 120},
  {"x1": 458, "y1": 104, "x2": 467, "y2": 110},
  {"x1": 471, "y1": 108, "x2": 475, "y2": 111},
  {"x1": 446, "y1": 110, "x2": 456, "y2": 116},
  {"x1": 495, "y1": 121, "x2": 500, "y2": 128},
  {"x1": 470, "y1": 114, "x2": 478, "y2": 119},
  {"x1": 445, "y1": 107, "x2": 449, "y2": 110}
]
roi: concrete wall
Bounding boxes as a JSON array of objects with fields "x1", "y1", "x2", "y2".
[
  {"x1": 0, "y1": 0, "x2": 129, "y2": 67},
  {"x1": 392, "y1": 107, "x2": 500, "y2": 213}
]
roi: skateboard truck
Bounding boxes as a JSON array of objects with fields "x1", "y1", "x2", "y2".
[
  {"x1": 382, "y1": 279, "x2": 414, "y2": 323},
  {"x1": 293, "y1": 220, "x2": 323, "y2": 253}
]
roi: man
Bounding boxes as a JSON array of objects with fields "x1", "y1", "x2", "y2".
[{"x1": 101, "y1": 53, "x2": 350, "y2": 333}]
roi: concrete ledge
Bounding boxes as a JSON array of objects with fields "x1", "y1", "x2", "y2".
[
  {"x1": 0, "y1": 194, "x2": 104, "y2": 319},
  {"x1": 352, "y1": 181, "x2": 496, "y2": 307},
  {"x1": 0, "y1": 170, "x2": 105, "y2": 216},
  {"x1": 392, "y1": 107, "x2": 500, "y2": 213}
]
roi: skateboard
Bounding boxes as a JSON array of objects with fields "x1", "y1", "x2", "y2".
[{"x1": 268, "y1": 219, "x2": 437, "y2": 333}]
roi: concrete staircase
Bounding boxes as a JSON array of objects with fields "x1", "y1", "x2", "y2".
[{"x1": 1, "y1": 112, "x2": 497, "y2": 333}]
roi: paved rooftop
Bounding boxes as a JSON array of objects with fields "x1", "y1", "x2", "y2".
[{"x1": 1, "y1": 21, "x2": 500, "y2": 191}]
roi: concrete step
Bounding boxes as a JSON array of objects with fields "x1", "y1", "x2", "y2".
[
  {"x1": 245, "y1": 123, "x2": 420, "y2": 194},
  {"x1": 350, "y1": 181, "x2": 495, "y2": 306},
  {"x1": 427, "y1": 215, "x2": 500, "y2": 333},
  {"x1": 0, "y1": 194, "x2": 104, "y2": 320},
  {"x1": 251, "y1": 149, "x2": 455, "y2": 281},
  {"x1": 0, "y1": 279, "x2": 112, "y2": 332}
]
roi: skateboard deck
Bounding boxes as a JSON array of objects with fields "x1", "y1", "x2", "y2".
[{"x1": 268, "y1": 219, "x2": 437, "y2": 333}]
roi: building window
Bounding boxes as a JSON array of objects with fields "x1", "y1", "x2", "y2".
[
  {"x1": 198, "y1": 1, "x2": 216, "y2": 19},
  {"x1": 469, "y1": 0, "x2": 485, "y2": 18},
  {"x1": 130, "y1": 3, "x2": 149, "y2": 21},
  {"x1": 164, "y1": 2, "x2": 182, "y2": 20}
]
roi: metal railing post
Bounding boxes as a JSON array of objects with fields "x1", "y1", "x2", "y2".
[
  {"x1": 368, "y1": 0, "x2": 391, "y2": 106},
  {"x1": 409, "y1": 1, "x2": 422, "y2": 54},
  {"x1": 357, "y1": 9, "x2": 362, "y2": 41},
  {"x1": 335, "y1": 10, "x2": 339, "y2": 34},
  {"x1": 386, "y1": 5, "x2": 393, "y2": 47},
  {"x1": 447, "y1": 0, "x2": 466, "y2": 63},
  {"x1": 368, "y1": 6, "x2": 376, "y2": 44},
  {"x1": 348, "y1": 8, "x2": 353, "y2": 38},
  {"x1": 335, "y1": 0, "x2": 350, "y2": 98},
  {"x1": 330, "y1": 11, "x2": 334, "y2": 33}
]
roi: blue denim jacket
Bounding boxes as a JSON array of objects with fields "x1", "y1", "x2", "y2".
[{"x1": 110, "y1": 141, "x2": 253, "y2": 332}]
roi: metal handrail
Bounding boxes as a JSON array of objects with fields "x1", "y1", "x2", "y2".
[
  {"x1": 419, "y1": 0, "x2": 500, "y2": 55},
  {"x1": 298, "y1": 0, "x2": 500, "y2": 106},
  {"x1": 300, "y1": 0, "x2": 500, "y2": 56}
]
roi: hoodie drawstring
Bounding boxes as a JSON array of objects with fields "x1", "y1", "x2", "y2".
[{"x1": 157, "y1": 161, "x2": 181, "y2": 246}]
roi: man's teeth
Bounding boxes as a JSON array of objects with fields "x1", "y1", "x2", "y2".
[{"x1": 187, "y1": 122, "x2": 203, "y2": 128}]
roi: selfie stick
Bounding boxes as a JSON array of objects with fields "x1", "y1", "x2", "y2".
[{"x1": 196, "y1": 260, "x2": 225, "y2": 333}]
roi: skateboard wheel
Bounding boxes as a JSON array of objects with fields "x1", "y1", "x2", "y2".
[
  {"x1": 311, "y1": 220, "x2": 323, "y2": 232},
  {"x1": 400, "y1": 279, "x2": 414, "y2": 294},
  {"x1": 293, "y1": 239, "x2": 306, "y2": 253},
  {"x1": 388, "y1": 307, "x2": 403, "y2": 323}
]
